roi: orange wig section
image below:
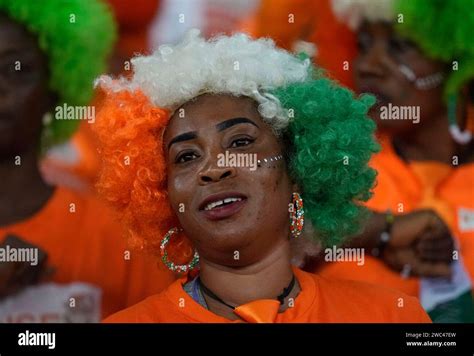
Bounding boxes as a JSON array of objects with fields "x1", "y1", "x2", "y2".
[{"x1": 93, "y1": 89, "x2": 194, "y2": 265}]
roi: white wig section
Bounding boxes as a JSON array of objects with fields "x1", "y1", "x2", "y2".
[
  {"x1": 96, "y1": 29, "x2": 311, "y2": 135},
  {"x1": 331, "y1": 0, "x2": 396, "y2": 30}
]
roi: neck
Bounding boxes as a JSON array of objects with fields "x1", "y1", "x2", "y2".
[
  {"x1": 393, "y1": 111, "x2": 459, "y2": 163},
  {"x1": 199, "y1": 239, "x2": 297, "y2": 317},
  {"x1": 0, "y1": 149, "x2": 55, "y2": 226}
]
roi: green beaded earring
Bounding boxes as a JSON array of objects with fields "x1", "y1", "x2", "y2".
[{"x1": 160, "y1": 227, "x2": 199, "y2": 273}]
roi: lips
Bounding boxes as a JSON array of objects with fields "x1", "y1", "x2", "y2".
[{"x1": 198, "y1": 192, "x2": 248, "y2": 221}]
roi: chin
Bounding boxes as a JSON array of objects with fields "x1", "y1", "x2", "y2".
[{"x1": 195, "y1": 224, "x2": 255, "y2": 251}]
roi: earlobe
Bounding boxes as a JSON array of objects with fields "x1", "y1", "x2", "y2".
[{"x1": 291, "y1": 183, "x2": 300, "y2": 193}]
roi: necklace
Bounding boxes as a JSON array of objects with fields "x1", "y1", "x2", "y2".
[{"x1": 198, "y1": 275, "x2": 296, "y2": 310}]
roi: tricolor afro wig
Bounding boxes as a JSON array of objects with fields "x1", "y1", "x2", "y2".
[
  {"x1": 94, "y1": 30, "x2": 379, "y2": 263},
  {"x1": 0, "y1": 0, "x2": 117, "y2": 145}
]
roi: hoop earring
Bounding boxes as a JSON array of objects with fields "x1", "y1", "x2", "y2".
[
  {"x1": 289, "y1": 192, "x2": 304, "y2": 238},
  {"x1": 40, "y1": 112, "x2": 54, "y2": 152},
  {"x1": 448, "y1": 94, "x2": 472, "y2": 145},
  {"x1": 160, "y1": 227, "x2": 199, "y2": 273}
]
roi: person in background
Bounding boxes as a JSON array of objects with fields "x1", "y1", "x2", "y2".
[
  {"x1": 315, "y1": 0, "x2": 474, "y2": 322},
  {"x1": 0, "y1": 0, "x2": 174, "y2": 323},
  {"x1": 41, "y1": 0, "x2": 164, "y2": 193}
]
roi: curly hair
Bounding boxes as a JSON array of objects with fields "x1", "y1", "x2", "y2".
[
  {"x1": 96, "y1": 29, "x2": 310, "y2": 136},
  {"x1": 0, "y1": 0, "x2": 116, "y2": 145},
  {"x1": 93, "y1": 31, "x2": 378, "y2": 264},
  {"x1": 395, "y1": 0, "x2": 474, "y2": 99},
  {"x1": 273, "y1": 79, "x2": 378, "y2": 247}
]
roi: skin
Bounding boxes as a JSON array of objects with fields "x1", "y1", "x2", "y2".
[
  {"x1": 348, "y1": 21, "x2": 473, "y2": 277},
  {"x1": 163, "y1": 94, "x2": 301, "y2": 320},
  {"x1": 0, "y1": 14, "x2": 56, "y2": 297}
]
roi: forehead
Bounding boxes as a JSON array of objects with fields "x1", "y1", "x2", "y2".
[
  {"x1": 360, "y1": 21, "x2": 393, "y2": 36},
  {"x1": 0, "y1": 15, "x2": 39, "y2": 50},
  {"x1": 164, "y1": 94, "x2": 264, "y2": 136}
]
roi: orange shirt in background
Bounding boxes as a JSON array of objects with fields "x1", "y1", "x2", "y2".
[
  {"x1": 104, "y1": 267, "x2": 430, "y2": 323},
  {"x1": 318, "y1": 136, "x2": 474, "y2": 297},
  {"x1": 0, "y1": 186, "x2": 175, "y2": 322}
]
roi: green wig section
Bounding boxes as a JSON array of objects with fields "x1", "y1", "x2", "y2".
[
  {"x1": 395, "y1": 0, "x2": 474, "y2": 98},
  {"x1": 0, "y1": 0, "x2": 117, "y2": 144},
  {"x1": 272, "y1": 79, "x2": 379, "y2": 247}
]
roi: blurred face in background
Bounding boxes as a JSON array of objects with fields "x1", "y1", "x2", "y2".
[
  {"x1": 0, "y1": 14, "x2": 54, "y2": 158},
  {"x1": 354, "y1": 21, "x2": 447, "y2": 136}
]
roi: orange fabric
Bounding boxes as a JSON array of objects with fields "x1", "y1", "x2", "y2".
[
  {"x1": 319, "y1": 135, "x2": 474, "y2": 296},
  {"x1": 243, "y1": 0, "x2": 356, "y2": 88},
  {"x1": 410, "y1": 162, "x2": 454, "y2": 226},
  {"x1": 0, "y1": 187, "x2": 175, "y2": 319},
  {"x1": 309, "y1": 0, "x2": 357, "y2": 88},
  {"x1": 259, "y1": 0, "x2": 317, "y2": 49},
  {"x1": 107, "y1": 0, "x2": 161, "y2": 31},
  {"x1": 234, "y1": 299, "x2": 281, "y2": 323},
  {"x1": 104, "y1": 267, "x2": 431, "y2": 323}
]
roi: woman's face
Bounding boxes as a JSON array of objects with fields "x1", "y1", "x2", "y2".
[
  {"x1": 163, "y1": 94, "x2": 294, "y2": 266},
  {"x1": 0, "y1": 14, "x2": 54, "y2": 157},
  {"x1": 354, "y1": 22, "x2": 446, "y2": 135}
]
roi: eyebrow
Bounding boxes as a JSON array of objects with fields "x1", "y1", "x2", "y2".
[
  {"x1": 216, "y1": 117, "x2": 259, "y2": 131},
  {"x1": 167, "y1": 131, "x2": 198, "y2": 150},
  {"x1": 167, "y1": 117, "x2": 259, "y2": 150}
]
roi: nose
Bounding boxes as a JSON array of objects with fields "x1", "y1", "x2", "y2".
[
  {"x1": 198, "y1": 162, "x2": 237, "y2": 185},
  {"x1": 356, "y1": 42, "x2": 388, "y2": 78}
]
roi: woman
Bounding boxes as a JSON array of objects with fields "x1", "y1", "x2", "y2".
[
  {"x1": 317, "y1": 0, "x2": 474, "y2": 322},
  {"x1": 95, "y1": 30, "x2": 430, "y2": 323}
]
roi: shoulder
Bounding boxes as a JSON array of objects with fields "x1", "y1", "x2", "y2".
[
  {"x1": 53, "y1": 186, "x2": 124, "y2": 235},
  {"x1": 103, "y1": 293, "x2": 168, "y2": 323},
  {"x1": 102, "y1": 279, "x2": 187, "y2": 323},
  {"x1": 55, "y1": 186, "x2": 112, "y2": 217},
  {"x1": 310, "y1": 272, "x2": 431, "y2": 323}
]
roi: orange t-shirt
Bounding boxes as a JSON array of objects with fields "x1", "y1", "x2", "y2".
[
  {"x1": 0, "y1": 186, "x2": 175, "y2": 322},
  {"x1": 104, "y1": 267, "x2": 430, "y2": 323},
  {"x1": 318, "y1": 136, "x2": 474, "y2": 297}
]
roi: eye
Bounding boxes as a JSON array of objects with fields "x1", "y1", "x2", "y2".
[
  {"x1": 388, "y1": 37, "x2": 414, "y2": 55},
  {"x1": 0, "y1": 61, "x2": 39, "y2": 82},
  {"x1": 388, "y1": 38, "x2": 403, "y2": 53},
  {"x1": 175, "y1": 151, "x2": 199, "y2": 163},
  {"x1": 230, "y1": 137, "x2": 254, "y2": 148},
  {"x1": 0, "y1": 62, "x2": 19, "y2": 78},
  {"x1": 357, "y1": 32, "x2": 371, "y2": 53}
]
